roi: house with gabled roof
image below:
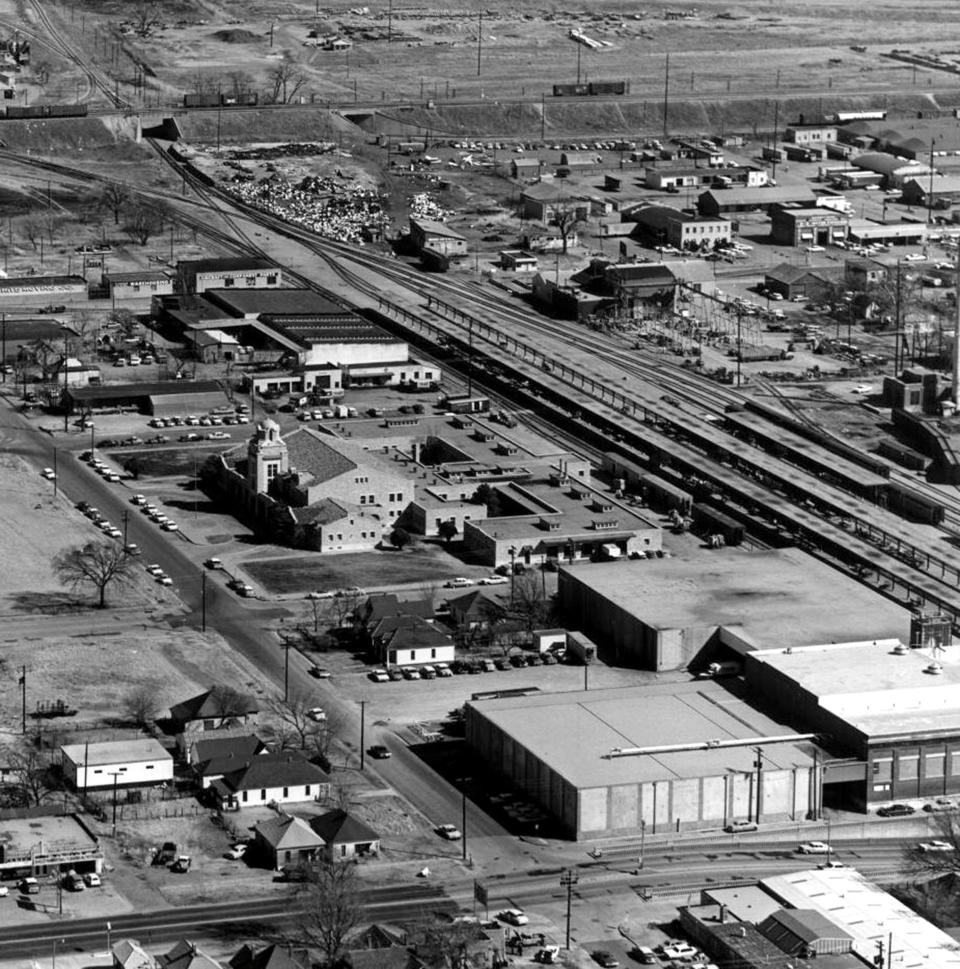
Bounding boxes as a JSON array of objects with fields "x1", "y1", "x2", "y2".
[
  {"x1": 112, "y1": 940, "x2": 156, "y2": 969},
  {"x1": 188, "y1": 734, "x2": 268, "y2": 788},
  {"x1": 370, "y1": 615, "x2": 455, "y2": 669},
  {"x1": 310, "y1": 809, "x2": 381, "y2": 861},
  {"x1": 210, "y1": 751, "x2": 330, "y2": 809},
  {"x1": 252, "y1": 813, "x2": 324, "y2": 869},
  {"x1": 158, "y1": 941, "x2": 223, "y2": 969},
  {"x1": 228, "y1": 945, "x2": 307, "y2": 969},
  {"x1": 169, "y1": 687, "x2": 260, "y2": 754}
]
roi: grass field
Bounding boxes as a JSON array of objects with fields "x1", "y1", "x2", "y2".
[
  {"x1": 244, "y1": 545, "x2": 471, "y2": 594},
  {"x1": 116, "y1": 446, "x2": 233, "y2": 479}
]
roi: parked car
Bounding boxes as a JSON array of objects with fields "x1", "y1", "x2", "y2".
[
  {"x1": 368, "y1": 745, "x2": 391, "y2": 759},
  {"x1": 445, "y1": 577, "x2": 475, "y2": 588},
  {"x1": 925, "y1": 798, "x2": 955, "y2": 813},
  {"x1": 83, "y1": 873, "x2": 101, "y2": 887},
  {"x1": 919, "y1": 840, "x2": 955, "y2": 853},
  {"x1": 368, "y1": 669, "x2": 389, "y2": 683},
  {"x1": 171, "y1": 855, "x2": 192, "y2": 872},
  {"x1": 877, "y1": 804, "x2": 915, "y2": 817},
  {"x1": 796, "y1": 841, "x2": 832, "y2": 854},
  {"x1": 496, "y1": 908, "x2": 529, "y2": 926},
  {"x1": 387, "y1": 668, "x2": 404, "y2": 682},
  {"x1": 309, "y1": 666, "x2": 331, "y2": 679},
  {"x1": 725, "y1": 819, "x2": 758, "y2": 833},
  {"x1": 307, "y1": 707, "x2": 326, "y2": 722},
  {"x1": 205, "y1": 558, "x2": 223, "y2": 570},
  {"x1": 403, "y1": 667, "x2": 422, "y2": 680},
  {"x1": 437, "y1": 823, "x2": 463, "y2": 840},
  {"x1": 434, "y1": 663, "x2": 453, "y2": 677},
  {"x1": 19, "y1": 877, "x2": 39, "y2": 894},
  {"x1": 591, "y1": 953, "x2": 619, "y2": 969}
]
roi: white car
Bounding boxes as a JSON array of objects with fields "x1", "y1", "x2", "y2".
[
  {"x1": 852, "y1": 385, "x2": 874, "y2": 395},
  {"x1": 307, "y1": 707, "x2": 327, "y2": 722},
  {"x1": 146, "y1": 564, "x2": 164, "y2": 576},
  {"x1": 904, "y1": 253, "x2": 926, "y2": 262},
  {"x1": 797, "y1": 841, "x2": 832, "y2": 854},
  {"x1": 41, "y1": 467, "x2": 56, "y2": 480},
  {"x1": 368, "y1": 669, "x2": 389, "y2": 682},
  {"x1": 156, "y1": 575, "x2": 173, "y2": 586},
  {"x1": 804, "y1": 245, "x2": 825, "y2": 253},
  {"x1": 224, "y1": 844, "x2": 247, "y2": 860},
  {"x1": 437, "y1": 823, "x2": 463, "y2": 841},
  {"x1": 919, "y1": 841, "x2": 955, "y2": 853},
  {"x1": 161, "y1": 522, "x2": 179, "y2": 532},
  {"x1": 0, "y1": 885, "x2": 7, "y2": 897},
  {"x1": 479, "y1": 575, "x2": 509, "y2": 585},
  {"x1": 83, "y1": 872, "x2": 101, "y2": 887},
  {"x1": 445, "y1": 577, "x2": 475, "y2": 588},
  {"x1": 497, "y1": 908, "x2": 529, "y2": 926},
  {"x1": 131, "y1": 494, "x2": 147, "y2": 505},
  {"x1": 106, "y1": 527, "x2": 122, "y2": 539}
]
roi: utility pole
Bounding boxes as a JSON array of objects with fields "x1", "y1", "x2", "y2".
[
  {"x1": 771, "y1": 101, "x2": 780, "y2": 182},
  {"x1": 753, "y1": 746, "x2": 764, "y2": 824},
  {"x1": 387, "y1": 0, "x2": 392, "y2": 42},
  {"x1": 576, "y1": 41, "x2": 582, "y2": 86},
  {"x1": 201, "y1": 571, "x2": 207, "y2": 633},
  {"x1": 560, "y1": 869, "x2": 578, "y2": 950},
  {"x1": 359, "y1": 700, "x2": 367, "y2": 770},
  {"x1": 283, "y1": 635, "x2": 290, "y2": 701},
  {"x1": 928, "y1": 139, "x2": 937, "y2": 225},
  {"x1": 109, "y1": 772, "x2": 121, "y2": 836},
  {"x1": 19, "y1": 666, "x2": 26, "y2": 734},
  {"x1": 461, "y1": 789, "x2": 468, "y2": 862},
  {"x1": 662, "y1": 53, "x2": 670, "y2": 140},
  {"x1": 736, "y1": 305, "x2": 742, "y2": 387},
  {"x1": 477, "y1": 9, "x2": 483, "y2": 77},
  {"x1": 122, "y1": 510, "x2": 129, "y2": 547},
  {"x1": 53, "y1": 448, "x2": 58, "y2": 497}
]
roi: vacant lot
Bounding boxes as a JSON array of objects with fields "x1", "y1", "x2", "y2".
[
  {"x1": 115, "y1": 445, "x2": 233, "y2": 479},
  {"x1": 0, "y1": 625, "x2": 270, "y2": 737},
  {"x1": 244, "y1": 544, "x2": 481, "y2": 594}
]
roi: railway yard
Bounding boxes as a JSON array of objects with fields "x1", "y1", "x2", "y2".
[{"x1": 10, "y1": 0, "x2": 960, "y2": 963}]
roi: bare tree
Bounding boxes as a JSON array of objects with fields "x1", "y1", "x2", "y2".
[
  {"x1": 99, "y1": 183, "x2": 131, "y2": 225},
  {"x1": 270, "y1": 693, "x2": 323, "y2": 751},
  {"x1": 191, "y1": 69, "x2": 220, "y2": 97},
  {"x1": 550, "y1": 201, "x2": 585, "y2": 254},
  {"x1": 508, "y1": 570, "x2": 553, "y2": 637},
  {"x1": 269, "y1": 59, "x2": 306, "y2": 104},
  {"x1": 225, "y1": 69, "x2": 254, "y2": 102},
  {"x1": 409, "y1": 919, "x2": 491, "y2": 969},
  {"x1": 32, "y1": 60, "x2": 51, "y2": 87},
  {"x1": 123, "y1": 203, "x2": 163, "y2": 245},
  {"x1": 299, "y1": 860, "x2": 364, "y2": 964},
  {"x1": 43, "y1": 213, "x2": 65, "y2": 246},
  {"x1": 133, "y1": 2, "x2": 163, "y2": 37},
  {"x1": 20, "y1": 216, "x2": 43, "y2": 251},
  {"x1": 1, "y1": 747, "x2": 56, "y2": 807},
  {"x1": 52, "y1": 541, "x2": 138, "y2": 609},
  {"x1": 123, "y1": 685, "x2": 161, "y2": 727},
  {"x1": 903, "y1": 811, "x2": 960, "y2": 876}
]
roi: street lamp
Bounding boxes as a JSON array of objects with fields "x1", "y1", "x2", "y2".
[
  {"x1": 52, "y1": 937, "x2": 65, "y2": 969},
  {"x1": 638, "y1": 818, "x2": 646, "y2": 870},
  {"x1": 508, "y1": 546, "x2": 517, "y2": 604}
]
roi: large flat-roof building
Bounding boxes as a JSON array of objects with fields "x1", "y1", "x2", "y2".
[
  {"x1": 176, "y1": 257, "x2": 282, "y2": 294},
  {"x1": 466, "y1": 681, "x2": 821, "y2": 840},
  {"x1": 556, "y1": 548, "x2": 910, "y2": 671},
  {"x1": 0, "y1": 810, "x2": 103, "y2": 877},
  {"x1": 746, "y1": 640, "x2": 960, "y2": 810}
]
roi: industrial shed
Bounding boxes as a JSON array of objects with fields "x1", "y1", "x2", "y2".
[
  {"x1": 556, "y1": 548, "x2": 909, "y2": 671},
  {"x1": 465, "y1": 681, "x2": 821, "y2": 839},
  {"x1": 64, "y1": 379, "x2": 229, "y2": 416}
]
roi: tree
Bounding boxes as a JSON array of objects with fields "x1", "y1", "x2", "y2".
[
  {"x1": 270, "y1": 693, "x2": 325, "y2": 751},
  {"x1": 299, "y1": 859, "x2": 363, "y2": 963},
  {"x1": 903, "y1": 811, "x2": 960, "y2": 876},
  {"x1": 191, "y1": 69, "x2": 220, "y2": 97},
  {"x1": 389, "y1": 526, "x2": 412, "y2": 550},
  {"x1": 507, "y1": 570, "x2": 552, "y2": 637},
  {"x1": 1, "y1": 746, "x2": 56, "y2": 807},
  {"x1": 123, "y1": 203, "x2": 163, "y2": 246},
  {"x1": 53, "y1": 541, "x2": 137, "y2": 608},
  {"x1": 269, "y1": 59, "x2": 307, "y2": 104},
  {"x1": 437, "y1": 519, "x2": 459, "y2": 544},
  {"x1": 471, "y1": 483, "x2": 501, "y2": 517},
  {"x1": 20, "y1": 216, "x2": 42, "y2": 251},
  {"x1": 99, "y1": 183, "x2": 131, "y2": 225},
  {"x1": 550, "y1": 201, "x2": 585, "y2": 254},
  {"x1": 133, "y1": 2, "x2": 163, "y2": 37},
  {"x1": 123, "y1": 685, "x2": 160, "y2": 726}
]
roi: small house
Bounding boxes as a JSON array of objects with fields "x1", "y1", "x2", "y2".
[
  {"x1": 112, "y1": 940, "x2": 156, "y2": 969},
  {"x1": 499, "y1": 250, "x2": 538, "y2": 272},
  {"x1": 169, "y1": 687, "x2": 260, "y2": 753},
  {"x1": 252, "y1": 813, "x2": 324, "y2": 869},
  {"x1": 210, "y1": 751, "x2": 330, "y2": 809},
  {"x1": 310, "y1": 808, "x2": 381, "y2": 861},
  {"x1": 158, "y1": 941, "x2": 223, "y2": 969},
  {"x1": 408, "y1": 218, "x2": 468, "y2": 257},
  {"x1": 189, "y1": 734, "x2": 268, "y2": 788}
]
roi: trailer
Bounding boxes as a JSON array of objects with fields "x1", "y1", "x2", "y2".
[
  {"x1": 886, "y1": 482, "x2": 945, "y2": 525},
  {"x1": 566, "y1": 631, "x2": 597, "y2": 665},
  {"x1": 691, "y1": 502, "x2": 745, "y2": 546}
]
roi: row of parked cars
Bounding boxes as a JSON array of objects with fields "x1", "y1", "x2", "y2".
[
  {"x1": 131, "y1": 494, "x2": 180, "y2": 533},
  {"x1": 149, "y1": 412, "x2": 249, "y2": 429},
  {"x1": 368, "y1": 652, "x2": 559, "y2": 682}
]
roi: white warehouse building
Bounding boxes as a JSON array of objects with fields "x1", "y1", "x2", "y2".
[{"x1": 61, "y1": 738, "x2": 174, "y2": 791}]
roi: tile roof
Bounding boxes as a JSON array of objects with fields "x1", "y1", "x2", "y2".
[
  {"x1": 290, "y1": 497, "x2": 351, "y2": 525},
  {"x1": 254, "y1": 814, "x2": 325, "y2": 851},
  {"x1": 169, "y1": 688, "x2": 260, "y2": 724},
  {"x1": 216, "y1": 751, "x2": 330, "y2": 793},
  {"x1": 284, "y1": 428, "x2": 357, "y2": 485},
  {"x1": 310, "y1": 808, "x2": 381, "y2": 845}
]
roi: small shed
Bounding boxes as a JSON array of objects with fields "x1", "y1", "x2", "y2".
[{"x1": 499, "y1": 250, "x2": 538, "y2": 272}]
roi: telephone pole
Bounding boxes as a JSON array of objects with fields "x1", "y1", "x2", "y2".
[{"x1": 560, "y1": 869, "x2": 578, "y2": 949}]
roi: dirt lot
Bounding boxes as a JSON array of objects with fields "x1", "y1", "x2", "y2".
[{"x1": 0, "y1": 624, "x2": 270, "y2": 739}]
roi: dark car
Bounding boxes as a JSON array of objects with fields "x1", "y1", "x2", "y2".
[
  {"x1": 592, "y1": 953, "x2": 619, "y2": 969},
  {"x1": 510, "y1": 654, "x2": 527, "y2": 668},
  {"x1": 494, "y1": 658, "x2": 511, "y2": 671},
  {"x1": 877, "y1": 803, "x2": 916, "y2": 818},
  {"x1": 368, "y1": 745, "x2": 391, "y2": 759}
]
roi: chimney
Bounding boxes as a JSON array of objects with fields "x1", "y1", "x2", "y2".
[{"x1": 719, "y1": 904, "x2": 726, "y2": 924}]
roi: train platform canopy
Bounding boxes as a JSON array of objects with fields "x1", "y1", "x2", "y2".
[{"x1": 65, "y1": 379, "x2": 228, "y2": 416}]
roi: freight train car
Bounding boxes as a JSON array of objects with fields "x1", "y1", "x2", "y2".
[
  {"x1": 690, "y1": 502, "x2": 745, "y2": 546},
  {"x1": 876, "y1": 440, "x2": 930, "y2": 473},
  {"x1": 552, "y1": 80, "x2": 629, "y2": 97},
  {"x1": 886, "y1": 482, "x2": 945, "y2": 524}
]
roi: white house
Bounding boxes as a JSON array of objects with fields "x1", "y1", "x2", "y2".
[
  {"x1": 209, "y1": 751, "x2": 331, "y2": 809},
  {"x1": 61, "y1": 738, "x2": 174, "y2": 790}
]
